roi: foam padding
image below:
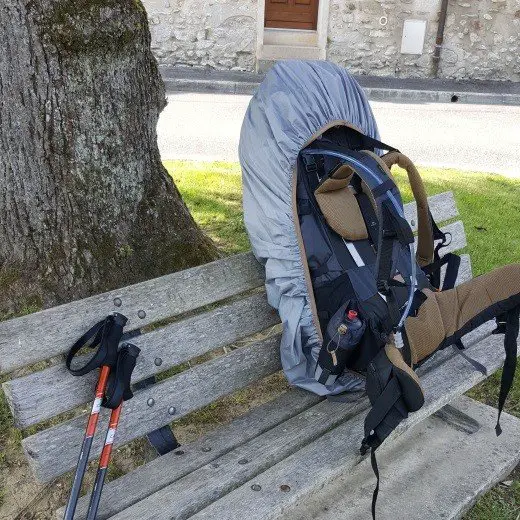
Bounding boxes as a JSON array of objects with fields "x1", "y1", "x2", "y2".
[
  {"x1": 405, "y1": 263, "x2": 520, "y2": 364},
  {"x1": 314, "y1": 166, "x2": 369, "y2": 241},
  {"x1": 385, "y1": 345, "x2": 424, "y2": 412}
]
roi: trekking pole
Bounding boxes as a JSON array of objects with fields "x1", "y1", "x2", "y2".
[
  {"x1": 86, "y1": 343, "x2": 140, "y2": 520},
  {"x1": 63, "y1": 313, "x2": 128, "y2": 520}
]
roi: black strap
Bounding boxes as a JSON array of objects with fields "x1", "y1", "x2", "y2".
[
  {"x1": 66, "y1": 313, "x2": 127, "y2": 376},
  {"x1": 409, "y1": 289, "x2": 428, "y2": 317},
  {"x1": 297, "y1": 198, "x2": 312, "y2": 216},
  {"x1": 147, "y1": 426, "x2": 181, "y2": 455},
  {"x1": 496, "y1": 305, "x2": 520, "y2": 435},
  {"x1": 371, "y1": 178, "x2": 397, "y2": 199},
  {"x1": 430, "y1": 210, "x2": 446, "y2": 242},
  {"x1": 375, "y1": 202, "x2": 414, "y2": 324},
  {"x1": 376, "y1": 234, "x2": 396, "y2": 295},
  {"x1": 359, "y1": 133, "x2": 399, "y2": 154},
  {"x1": 302, "y1": 154, "x2": 325, "y2": 180},
  {"x1": 103, "y1": 343, "x2": 140, "y2": 409},
  {"x1": 356, "y1": 191, "x2": 380, "y2": 248},
  {"x1": 452, "y1": 344, "x2": 488, "y2": 376},
  {"x1": 350, "y1": 173, "x2": 380, "y2": 248},
  {"x1": 422, "y1": 252, "x2": 460, "y2": 291},
  {"x1": 363, "y1": 377, "x2": 402, "y2": 440},
  {"x1": 361, "y1": 377, "x2": 404, "y2": 520},
  {"x1": 375, "y1": 225, "x2": 402, "y2": 328},
  {"x1": 370, "y1": 449, "x2": 380, "y2": 520},
  {"x1": 426, "y1": 211, "x2": 452, "y2": 288},
  {"x1": 493, "y1": 314, "x2": 508, "y2": 335},
  {"x1": 441, "y1": 253, "x2": 461, "y2": 291},
  {"x1": 310, "y1": 263, "x2": 330, "y2": 278}
]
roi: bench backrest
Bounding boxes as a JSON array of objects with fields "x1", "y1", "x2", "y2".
[{"x1": 0, "y1": 192, "x2": 464, "y2": 483}]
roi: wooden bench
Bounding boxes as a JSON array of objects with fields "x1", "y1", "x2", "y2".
[{"x1": 1, "y1": 191, "x2": 519, "y2": 519}]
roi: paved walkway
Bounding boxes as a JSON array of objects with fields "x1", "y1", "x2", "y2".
[{"x1": 157, "y1": 92, "x2": 520, "y2": 177}]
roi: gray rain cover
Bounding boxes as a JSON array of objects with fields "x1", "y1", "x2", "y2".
[{"x1": 240, "y1": 60, "x2": 380, "y2": 396}]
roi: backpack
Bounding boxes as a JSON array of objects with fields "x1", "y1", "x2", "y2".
[{"x1": 239, "y1": 60, "x2": 520, "y2": 518}]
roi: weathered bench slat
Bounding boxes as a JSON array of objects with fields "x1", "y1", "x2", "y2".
[
  {"x1": 4, "y1": 217, "x2": 466, "y2": 428},
  {"x1": 57, "y1": 388, "x2": 321, "y2": 520},
  {"x1": 109, "y1": 398, "x2": 368, "y2": 520},
  {"x1": 109, "y1": 255, "x2": 481, "y2": 520},
  {"x1": 23, "y1": 334, "x2": 282, "y2": 482},
  {"x1": 60, "y1": 252, "x2": 476, "y2": 519},
  {"x1": 5, "y1": 292, "x2": 279, "y2": 428},
  {"x1": 0, "y1": 193, "x2": 458, "y2": 376},
  {"x1": 280, "y1": 396, "x2": 520, "y2": 520},
  {"x1": 0, "y1": 252, "x2": 264, "y2": 374},
  {"x1": 13, "y1": 223, "x2": 468, "y2": 479},
  {"x1": 404, "y1": 191, "x2": 458, "y2": 231},
  {"x1": 189, "y1": 333, "x2": 509, "y2": 520},
  {"x1": 5, "y1": 220, "x2": 466, "y2": 429}
]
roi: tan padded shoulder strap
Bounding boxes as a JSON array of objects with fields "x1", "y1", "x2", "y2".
[
  {"x1": 381, "y1": 151, "x2": 434, "y2": 267},
  {"x1": 314, "y1": 165, "x2": 369, "y2": 241}
]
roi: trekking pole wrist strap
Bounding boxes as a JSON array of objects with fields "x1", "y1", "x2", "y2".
[
  {"x1": 66, "y1": 313, "x2": 128, "y2": 376},
  {"x1": 103, "y1": 343, "x2": 141, "y2": 409}
]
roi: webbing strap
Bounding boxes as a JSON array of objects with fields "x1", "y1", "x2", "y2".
[
  {"x1": 376, "y1": 204, "x2": 399, "y2": 296},
  {"x1": 370, "y1": 449, "x2": 380, "y2": 520},
  {"x1": 422, "y1": 252, "x2": 461, "y2": 291},
  {"x1": 103, "y1": 344, "x2": 140, "y2": 409},
  {"x1": 66, "y1": 314, "x2": 127, "y2": 376},
  {"x1": 441, "y1": 253, "x2": 461, "y2": 291},
  {"x1": 66, "y1": 313, "x2": 136, "y2": 410},
  {"x1": 452, "y1": 344, "x2": 488, "y2": 375},
  {"x1": 362, "y1": 377, "x2": 402, "y2": 520},
  {"x1": 355, "y1": 190, "x2": 379, "y2": 248},
  {"x1": 133, "y1": 376, "x2": 181, "y2": 454},
  {"x1": 358, "y1": 133, "x2": 399, "y2": 154},
  {"x1": 363, "y1": 377, "x2": 402, "y2": 439},
  {"x1": 496, "y1": 305, "x2": 520, "y2": 435}
]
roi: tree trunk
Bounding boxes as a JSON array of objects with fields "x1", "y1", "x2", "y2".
[{"x1": 0, "y1": 0, "x2": 219, "y2": 316}]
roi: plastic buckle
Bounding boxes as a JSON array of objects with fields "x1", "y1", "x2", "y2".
[
  {"x1": 377, "y1": 280, "x2": 390, "y2": 294},
  {"x1": 302, "y1": 154, "x2": 318, "y2": 173},
  {"x1": 305, "y1": 162, "x2": 317, "y2": 174}
]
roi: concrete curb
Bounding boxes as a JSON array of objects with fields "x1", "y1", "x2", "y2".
[
  {"x1": 162, "y1": 75, "x2": 520, "y2": 106},
  {"x1": 364, "y1": 87, "x2": 520, "y2": 106},
  {"x1": 163, "y1": 78, "x2": 260, "y2": 96}
]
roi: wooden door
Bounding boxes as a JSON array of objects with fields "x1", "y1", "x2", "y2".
[{"x1": 264, "y1": 0, "x2": 319, "y2": 30}]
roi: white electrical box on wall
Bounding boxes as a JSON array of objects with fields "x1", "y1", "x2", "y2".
[{"x1": 400, "y1": 19, "x2": 427, "y2": 54}]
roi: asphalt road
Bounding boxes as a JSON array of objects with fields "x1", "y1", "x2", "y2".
[{"x1": 157, "y1": 92, "x2": 520, "y2": 177}]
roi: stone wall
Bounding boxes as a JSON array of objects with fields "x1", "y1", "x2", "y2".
[
  {"x1": 327, "y1": 0, "x2": 520, "y2": 81},
  {"x1": 142, "y1": 0, "x2": 520, "y2": 81},
  {"x1": 142, "y1": 0, "x2": 257, "y2": 71},
  {"x1": 327, "y1": 0, "x2": 439, "y2": 78},
  {"x1": 441, "y1": 0, "x2": 520, "y2": 81}
]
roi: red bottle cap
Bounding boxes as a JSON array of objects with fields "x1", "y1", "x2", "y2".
[{"x1": 347, "y1": 310, "x2": 358, "y2": 320}]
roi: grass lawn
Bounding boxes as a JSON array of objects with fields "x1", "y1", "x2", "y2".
[{"x1": 165, "y1": 159, "x2": 520, "y2": 519}]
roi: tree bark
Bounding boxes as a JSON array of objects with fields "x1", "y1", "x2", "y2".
[{"x1": 0, "y1": 0, "x2": 219, "y2": 315}]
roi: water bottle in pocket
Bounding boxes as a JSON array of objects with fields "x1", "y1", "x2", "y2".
[{"x1": 315, "y1": 301, "x2": 366, "y2": 386}]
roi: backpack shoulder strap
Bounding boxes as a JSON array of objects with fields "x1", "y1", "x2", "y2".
[{"x1": 378, "y1": 151, "x2": 434, "y2": 267}]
